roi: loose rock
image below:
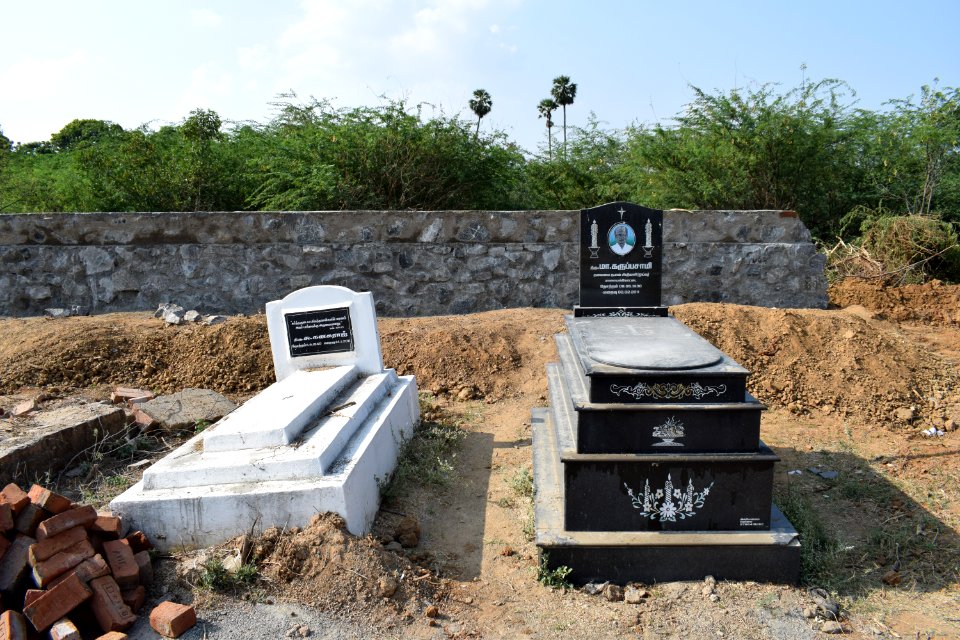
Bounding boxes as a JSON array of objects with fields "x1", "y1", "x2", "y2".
[
  {"x1": 394, "y1": 516, "x2": 421, "y2": 548},
  {"x1": 821, "y1": 621, "x2": 844, "y2": 634},
  {"x1": 377, "y1": 575, "x2": 398, "y2": 598},
  {"x1": 895, "y1": 407, "x2": 916, "y2": 422},
  {"x1": 881, "y1": 570, "x2": 902, "y2": 586},
  {"x1": 623, "y1": 585, "x2": 650, "y2": 604},
  {"x1": 602, "y1": 583, "x2": 624, "y2": 602}
]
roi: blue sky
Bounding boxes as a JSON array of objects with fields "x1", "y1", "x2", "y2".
[{"x1": 1, "y1": 0, "x2": 957, "y2": 154}]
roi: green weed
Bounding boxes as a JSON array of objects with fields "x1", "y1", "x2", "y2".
[
  {"x1": 537, "y1": 553, "x2": 573, "y2": 590},
  {"x1": 379, "y1": 396, "x2": 466, "y2": 502},
  {"x1": 774, "y1": 484, "x2": 846, "y2": 588},
  {"x1": 197, "y1": 557, "x2": 258, "y2": 592},
  {"x1": 508, "y1": 467, "x2": 534, "y2": 498}
]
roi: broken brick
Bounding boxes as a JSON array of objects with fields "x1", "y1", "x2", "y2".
[
  {"x1": 29, "y1": 526, "x2": 88, "y2": 565},
  {"x1": 27, "y1": 485, "x2": 72, "y2": 515},
  {"x1": 90, "y1": 514, "x2": 123, "y2": 539},
  {"x1": 0, "y1": 611, "x2": 28, "y2": 640},
  {"x1": 134, "y1": 550, "x2": 153, "y2": 585},
  {"x1": 149, "y1": 602, "x2": 196, "y2": 638},
  {"x1": 0, "y1": 484, "x2": 30, "y2": 515},
  {"x1": 130, "y1": 406, "x2": 157, "y2": 429},
  {"x1": 94, "y1": 633, "x2": 129, "y2": 640},
  {"x1": 11, "y1": 399, "x2": 36, "y2": 417},
  {"x1": 14, "y1": 503, "x2": 50, "y2": 537},
  {"x1": 23, "y1": 588, "x2": 44, "y2": 607},
  {"x1": 89, "y1": 575, "x2": 137, "y2": 633},
  {"x1": 36, "y1": 505, "x2": 97, "y2": 540},
  {"x1": 48, "y1": 618, "x2": 81, "y2": 640},
  {"x1": 111, "y1": 387, "x2": 154, "y2": 405},
  {"x1": 102, "y1": 539, "x2": 138, "y2": 589},
  {"x1": 121, "y1": 585, "x2": 145, "y2": 613},
  {"x1": 48, "y1": 553, "x2": 111, "y2": 589},
  {"x1": 32, "y1": 539, "x2": 95, "y2": 587},
  {"x1": 0, "y1": 534, "x2": 35, "y2": 593},
  {"x1": 0, "y1": 503, "x2": 12, "y2": 533},
  {"x1": 22, "y1": 572, "x2": 92, "y2": 632},
  {"x1": 123, "y1": 530, "x2": 152, "y2": 554}
]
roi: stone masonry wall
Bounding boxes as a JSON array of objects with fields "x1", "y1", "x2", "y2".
[{"x1": 0, "y1": 210, "x2": 827, "y2": 317}]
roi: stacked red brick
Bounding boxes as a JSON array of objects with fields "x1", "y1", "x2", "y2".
[{"x1": 0, "y1": 483, "x2": 154, "y2": 638}]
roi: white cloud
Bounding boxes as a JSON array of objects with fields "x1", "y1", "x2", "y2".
[
  {"x1": 237, "y1": 44, "x2": 270, "y2": 72},
  {"x1": 176, "y1": 63, "x2": 234, "y2": 115},
  {"x1": 190, "y1": 8, "x2": 223, "y2": 28},
  {"x1": 0, "y1": 50, "x2": 92, "y2": 102}
]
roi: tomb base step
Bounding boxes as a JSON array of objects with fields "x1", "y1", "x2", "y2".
[
  {"x1": 533, "y1": 408, "x2": 799, "y2": 584},
  {"x1": 550, "y1": 350, "x2": 763, "y2": 453},
  {"x1": 111, "y1": 375, "x2": 418, "y2": 551}
]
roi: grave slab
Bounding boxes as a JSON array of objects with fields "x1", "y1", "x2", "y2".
[
  {"x1": 533, "y1": 201, "x2": 799, "y2": 584},
  {"x1": 111, "y1": 286, "x2": 418, "y2": 550},
  {"x1": 565, "y1": 315, "x2": 748, "y2": 404}
]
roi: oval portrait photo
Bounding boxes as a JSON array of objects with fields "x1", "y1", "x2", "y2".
[{"x1": 607, "y1": 222, "x2": 636, "y2": 256}]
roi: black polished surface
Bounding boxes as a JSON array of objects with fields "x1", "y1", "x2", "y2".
[{"x1": 579, "y1": 202, "x2": 663, "y2": 308}]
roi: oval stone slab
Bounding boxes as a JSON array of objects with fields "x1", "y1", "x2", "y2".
[{"x1": 571, "y1": 317, "x2": 723, "y2": 370}]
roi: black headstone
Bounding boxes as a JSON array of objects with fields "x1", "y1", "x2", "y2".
[
  {"x1": 284, "y1": 307, "x2": 354, "y2": 357},
  {"x1": 577, "y1": 202, "x2": 664, "y2": 315}
]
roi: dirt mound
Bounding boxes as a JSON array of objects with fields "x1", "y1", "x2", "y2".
[
  {"x1": 1, "y1": 303, "x2": 956, "y2": 431},
  {"x1": 830, "y1": 278, "x2": 960, "y2": 325},
  {"x1": 0, "y1": 313, "x2": 275, "y2": 396},
  {"x1": 249, "y1": 513, "x2": 447, "y2": 625},
  {"x1": 0, "y1": 309, "x2": 566, "y2": 402},
  {"x1": 673, "y1": 303, "x2": 960, "y2": 431},
  {"x1": 380, "y1": 308, "x2": 566, "y2": 401}
]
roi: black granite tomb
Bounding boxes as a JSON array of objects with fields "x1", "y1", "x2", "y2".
[{"x1": 532, "y1": 201, "x2": 800, "y2": 585}]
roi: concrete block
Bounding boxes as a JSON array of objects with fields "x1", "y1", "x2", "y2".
[{"x1": 136, "y1": 389, "x2": 236, "y2": 432}]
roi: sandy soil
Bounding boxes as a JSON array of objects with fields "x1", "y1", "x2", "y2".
[{"x1": 1, "y1": 279, "x2": 959, "y2": 639}]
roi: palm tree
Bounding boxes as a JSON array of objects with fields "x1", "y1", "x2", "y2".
[
  {"x1": 550, "y1": 75, "x2": 577, "y2": 155},
  {"x1": 469, "y1": 89, "x2": 492, "y2": 138},
  {"x1": 537, "y1": 98, "x2": 558, "y2": 159}
]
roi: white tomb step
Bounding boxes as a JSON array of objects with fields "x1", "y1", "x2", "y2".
[
  {"x1": 203, "y1": 365, "x2": 359, "y2": 453},
  {"x1": 111, "y1": 374, "x2": 419, "y2": 549},
  {"x1": 141, "y1": 369, "x2": 401, "y2": 490}
]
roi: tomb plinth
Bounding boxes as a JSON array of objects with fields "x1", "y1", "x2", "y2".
[
  {"x1": 533, "y1": 201, "x2": 800, "y2": 584},
  {"x1": 111, "y1": 286, "x2": 419, "y2": 550}
]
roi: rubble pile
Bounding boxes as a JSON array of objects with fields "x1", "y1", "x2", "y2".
[{"x1": 0, "y1": 482, "x2": 195, "y2": 639}]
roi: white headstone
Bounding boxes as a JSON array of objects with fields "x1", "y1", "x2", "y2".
[{"x1": 266, "y1": 285, "x2": 384, "y2": 380}]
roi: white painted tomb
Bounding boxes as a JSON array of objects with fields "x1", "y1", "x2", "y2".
[{"x1": 111, "y1": 286, "x2": 419, "y2": 550}]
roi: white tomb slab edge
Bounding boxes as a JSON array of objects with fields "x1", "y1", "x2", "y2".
[{"x1": 110, "y1": 286, "x2": 419, "y2": 551}]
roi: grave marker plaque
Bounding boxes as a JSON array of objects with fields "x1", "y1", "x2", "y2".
[
  {"x1": 578, "y1": 201, "x2": 665, "y2": 316},
  {"x1": 285, "y1": 307, "x2": 354, "y2": 357}
]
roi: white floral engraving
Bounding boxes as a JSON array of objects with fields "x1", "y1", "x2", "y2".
[
  {"x1": 652, "y1": 416, "x2": 685, "y2": 447},
  {"x1": 610, "y1": 381, "x2": 727, "y2": 400},
  {"x1": 624, "y1": 474, "x2": 713, "y2": 521},
  {"x1": 596, "y1": 308, "x2": 660, "y2": 318}
]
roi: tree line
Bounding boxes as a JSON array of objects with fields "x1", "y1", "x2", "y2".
[{"x1": 1, "y1": 76, "x2": 957, "y2": 278}]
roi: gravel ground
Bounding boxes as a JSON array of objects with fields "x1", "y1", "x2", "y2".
[{"x1": 127, "y1": 601, "x2": 373, "y2": 640}]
